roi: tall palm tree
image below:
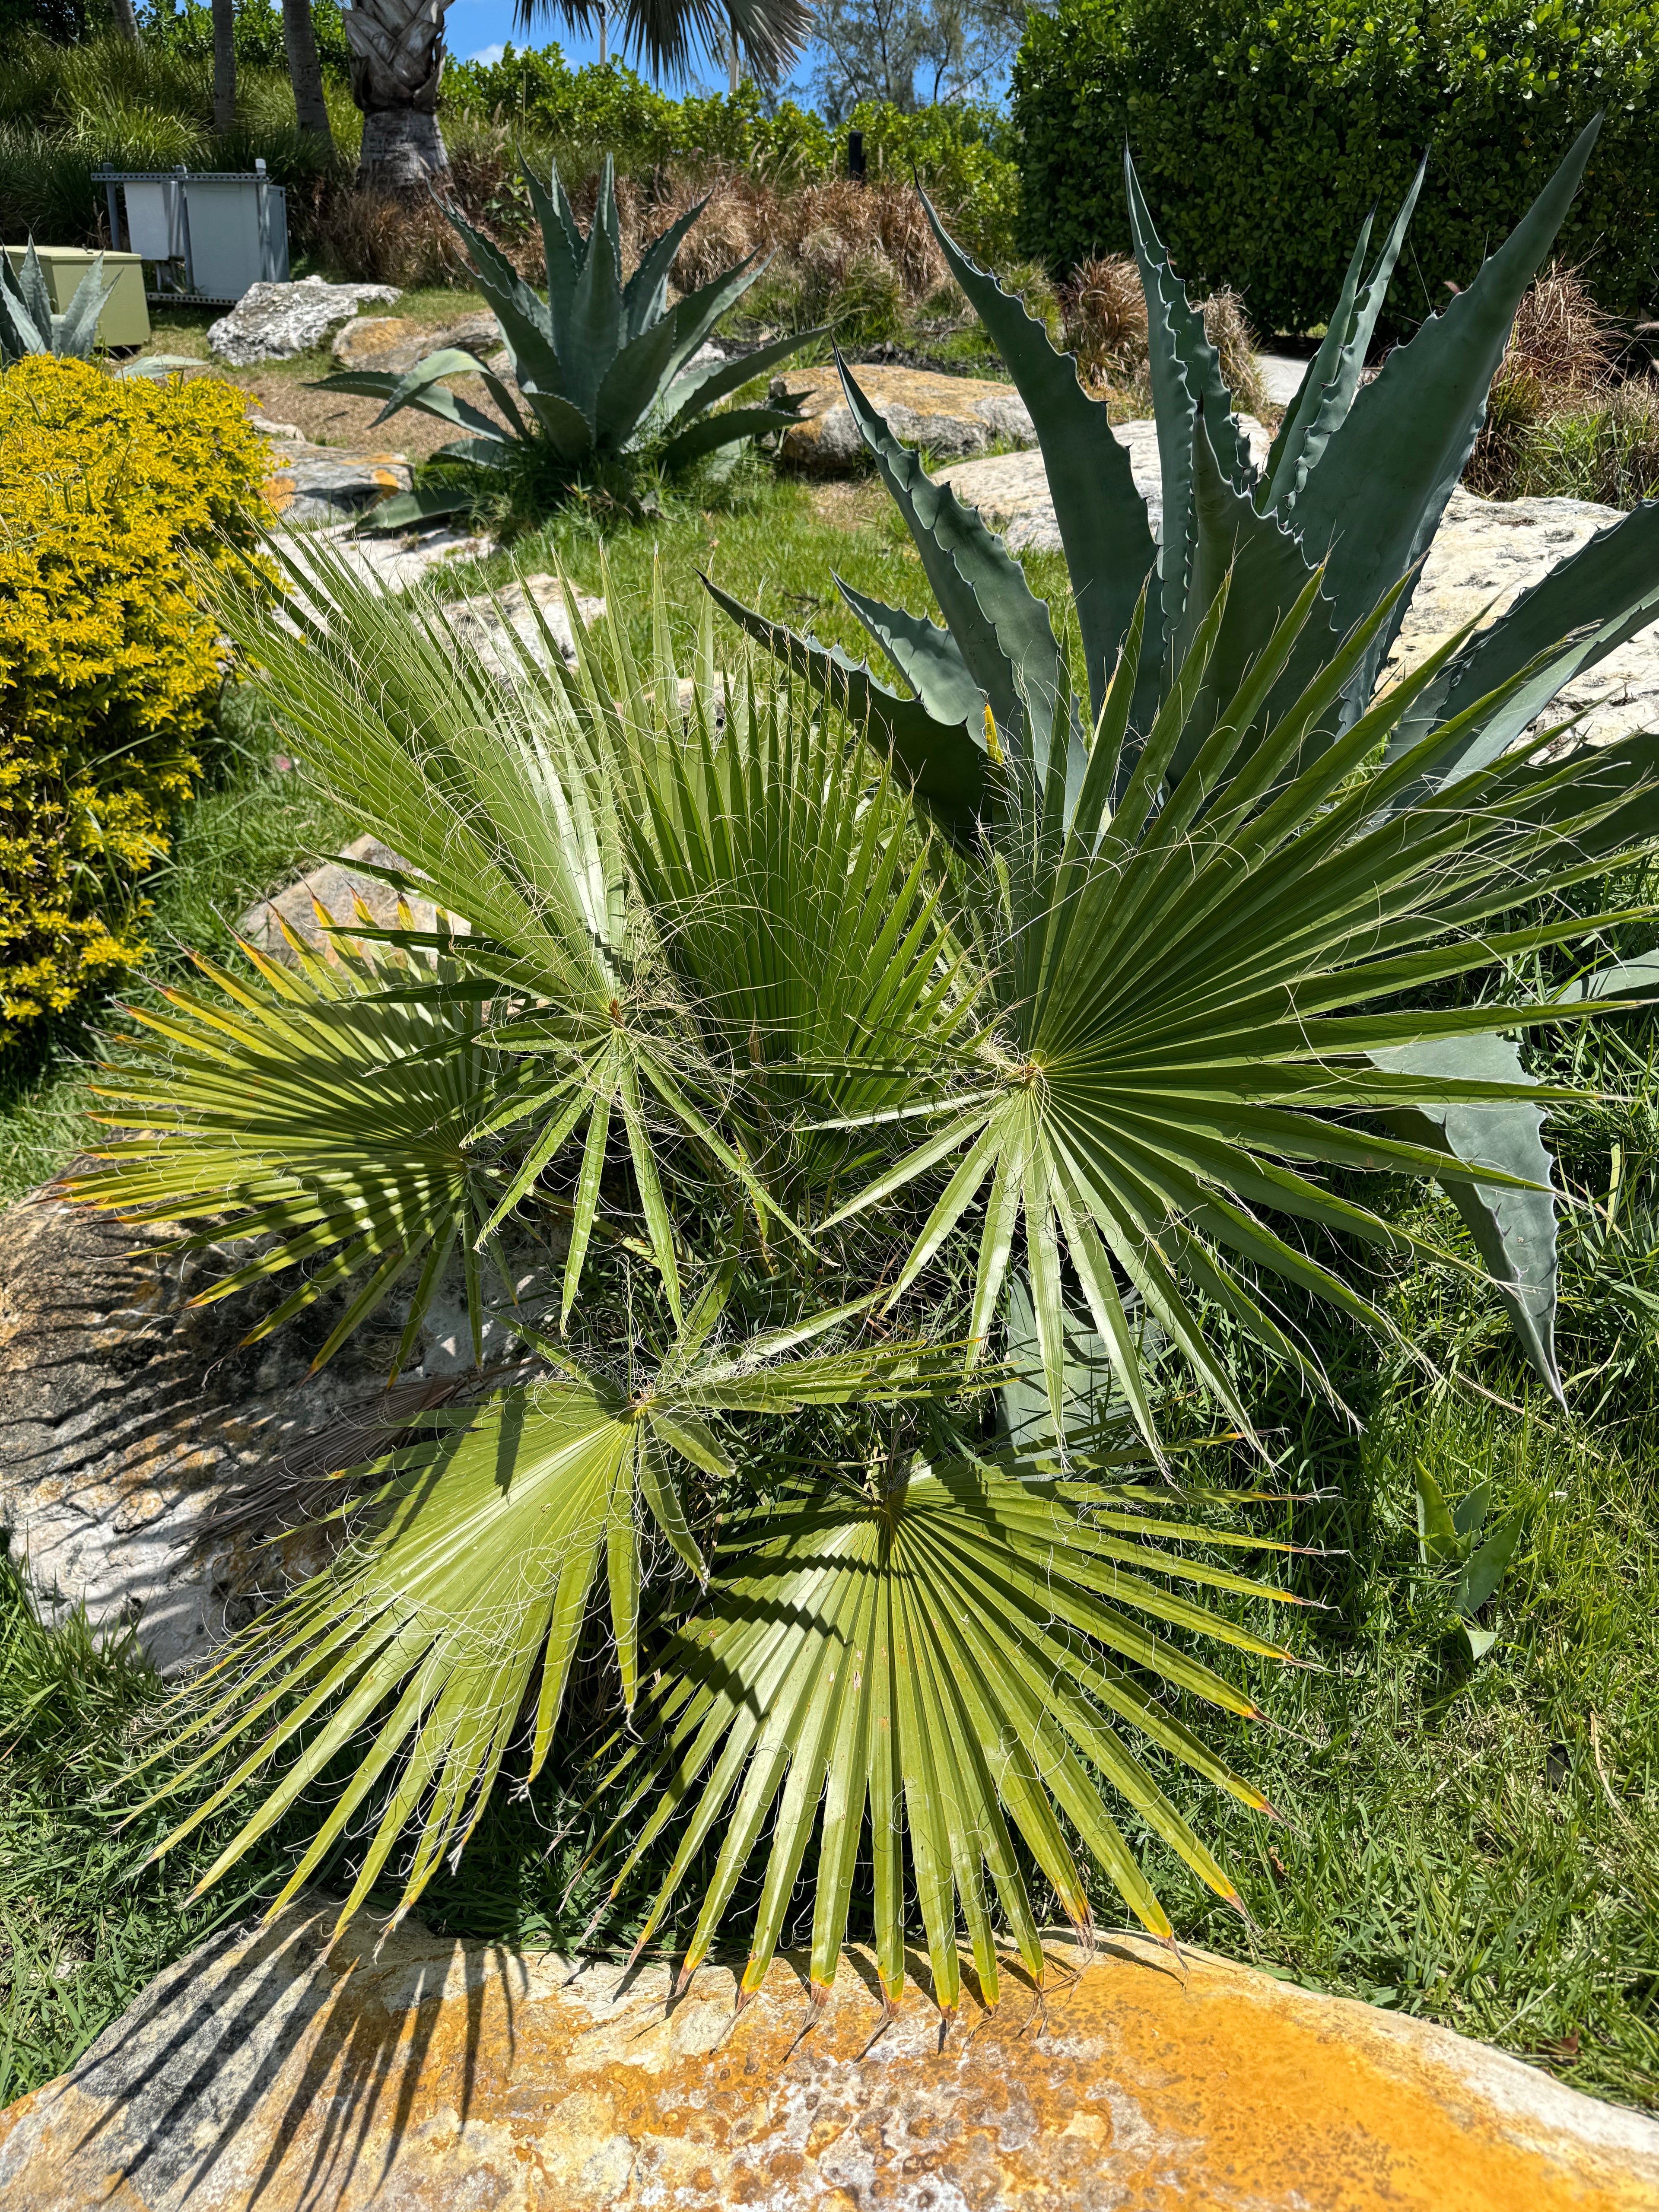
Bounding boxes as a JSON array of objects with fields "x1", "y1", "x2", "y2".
[
  {"x1": 345, "y1": 0, "x2": 811, "y2": 188},
  {"x1": 212, "y1": 0, "x2": 235, "y2": 133},
  {"x1": 283, "y1": 0, "x2": 335, "y2": 146}
]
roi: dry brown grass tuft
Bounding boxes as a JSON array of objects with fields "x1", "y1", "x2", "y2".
[
  {"x1": 313, "y1": 187, "x2": 471, "y2": 290},
  {"x1": 1062, "y1": 255, "x2": 1147, "y2": 385},
  {"x1": 1467, "y1": 264, "x2": 1623, "y2": 497},
  {"x1": 1060, "y1": 255, "x2": 1268, "y2": 414}
]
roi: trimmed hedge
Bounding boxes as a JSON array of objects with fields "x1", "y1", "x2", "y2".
[
  {"x1": 0, "y1": 360, "x2": 271, "y2": 1045},
  {"x1": 1013, "y1": 0, "x2": 1659, "y2": 335}
]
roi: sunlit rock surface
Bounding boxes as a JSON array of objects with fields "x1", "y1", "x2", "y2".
[
  {"x1": 778, "y1": 364, "x2": 1037, "y2": 470},
  {"x1": 3, "y1": 1899, "x2": 1655, "y2": 2209}
]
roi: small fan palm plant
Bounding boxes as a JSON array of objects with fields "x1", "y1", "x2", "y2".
[
  {"x1": 66, "y1": 123, "x2": 1659, "y2": 2022},
  {"x1": 723, "y1": 112, "x2": 1659, "y2": 1406},
  {"x1": 321, "y1": 154, "x2": 823, "y2": 528}
]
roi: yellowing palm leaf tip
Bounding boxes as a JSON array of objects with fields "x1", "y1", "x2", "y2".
[{"x1": 70, "y1": 113, "x2": 1659, "y2": 2013}]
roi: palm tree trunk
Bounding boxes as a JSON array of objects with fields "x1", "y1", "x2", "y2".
[
  {"x1": 212, "y1": 0, "x2": 236, "y2": 134},
  {"x1": 109, "y1": 0, "x2": 143, "y2": 45},
  {"x1": 283, "y1": 0, "x2": 335, "y2": 146},
  {"x1": 344, "y1": 0, "x2": 453, "y2": 189}
]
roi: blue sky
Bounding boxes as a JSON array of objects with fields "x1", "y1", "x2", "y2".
[{"x1": 447, "y1": 4, "x2": 755, "y2": 87}]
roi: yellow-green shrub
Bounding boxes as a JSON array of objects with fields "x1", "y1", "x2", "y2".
[{"x1": 0, "y1": 356, "x2": 270, "y2": 1045}]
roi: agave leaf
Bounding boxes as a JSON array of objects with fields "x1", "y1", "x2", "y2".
[
  {"x1": 702, "y1": 575, "x2": 990, "y2": 845},
  {"x1": 442, "y1": 203, "x2": 566, "y2": 400},
  {"x1": 595, "y1": 315, "x2": 686, "y2": 448},
  {"x1": 0, "y1": 246, "x2": 49, "y2": 360},
  {"x1": 621, "y1": 192, "x2": 709, "y2": 341},
  {"x1": 658, "y1": 327, "x2": 828, "y2": 429},
  {"x1": 53, "y1": 251, "x2": 114, "y2": 357},
  {"x1": 835, "y1": 353, "x2": 1075, "y2": 787},
  {"x1": 593, "y1": 1459, "x2": 1300, "y2": 2012},
  {"x1": 916, "y1": 185, "x2": 1159, "y2": 729},
  {"x1": 1169, "y1": 404, "x2": 1329, "y2": 778},
  {"x1": 1262, "y1": 158, "x2": 1425, "y2": 515},
  {"x1": 1289, "y1": 115, "x2": 1603, "y2": 712},
  {"x1": 520, "y1": 159, "x2": 585, "y2": 329},
  {"x1": 661, "y1": 256, "x2": 768, "y2": 385},
  {"x1": 657, "y1": 404, "x2": 802, "y2": 472},
  {"x1": 357, "y1": 484, "x2": 482, "y2": 531},
  {"x1": 560, "y1": 156, "x2": 624, "y2": 424},
  {"x1": 1124, "y1": 150, "x2": 1256, "y2": 639},
  {"x1": 1369, "y1": 1036, "x2": 1561, "y2": 1399},
  {"x1": 833, "y1": 576, "x2": 985, "y2": 730},
  {"x1": 19, "y1": 239, "x2": 53, "y2": 342},
  {"x1": 1553, "y1": 949, "x2": 1659, "y2": 1005}
]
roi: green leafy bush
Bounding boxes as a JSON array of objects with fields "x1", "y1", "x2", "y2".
[{"x1": 1014, "y1": 0, "x2": 1659, "y2": 333}]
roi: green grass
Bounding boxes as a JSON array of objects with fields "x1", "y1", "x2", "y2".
[{"x1": 3, "y1": 476, "x2": 1658, "y2": 2120}]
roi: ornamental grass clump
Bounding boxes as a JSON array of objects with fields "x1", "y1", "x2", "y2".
[
  {"x1": 0, "y1": 357, "x2": 270, "y2": 1043},
  {"x1": 60, "y1": 114, "x2": 1659, "y2": 2026}
]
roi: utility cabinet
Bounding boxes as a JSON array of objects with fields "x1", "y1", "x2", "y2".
[
  {"x1": 95, "y1": 164, "x2": 290, "y2": 306},
  {"x1": 2, "y1": 245, "x2": 151, "y2": 346}
]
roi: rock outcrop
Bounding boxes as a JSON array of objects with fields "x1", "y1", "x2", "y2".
[
  {"x1": 261, "y1": 442, "x2": 413, "y2": 530},
  {"x1": 937, "y1": 416, "x2": 1271, "y2": 551},
  {"x1": 936, "y1": 447, "x2": 1659, "y2": 752},
  {"x1": 3, "y1": 1899, "x2": 1655, "y2": 2211},
  {"x1": 330, "y1": 310, "x2": 501, "y2": 377},
  {"x1": 778, "y1": 364, "x2": 1037, "y2": 470},
  {"x1": 207, "y1": 277, "x2": 402, "y2": 365}
]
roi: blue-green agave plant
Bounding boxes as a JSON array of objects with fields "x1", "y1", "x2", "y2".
[
  {"x1": 717, "y1": 113, "x2": 1659, "y2": 1407},
  {"x1": 0, "y1": 239, "x2": 115, "y2": 367},
  {"x1": 321, "y1": 155, "x2": 823, "y2": 526}
]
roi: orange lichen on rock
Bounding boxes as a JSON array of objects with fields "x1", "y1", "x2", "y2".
[{"x1": 2, "y1": 1898, "x2": 1656, "y2": 2210}]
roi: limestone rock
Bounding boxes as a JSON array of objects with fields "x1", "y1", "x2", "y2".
[
  {"x1": 261, "y1": 442, "x2": 413, "y2": 530},
  {"x1": 236, "y1": 832, "x2": 455, "y2": 960},
  {"x1": 207, "y1": 277, "x2": 402, "y2": 366},
  {"x1": 778, "y1": 363, "x2": 1036, "y2": 471},
  {"x1": 3, "y1": 1899, "x2": 1656, "y2": 2211},
  {"x1": 437, "y1": 571, "x2": 605, "y2": 676},
  {"x1": 0, "y1": 1197, "x2": 402, "y2": 1672},
  {"x1": 939, "y1": 416, "x2": 1272, "y2": 551},
  {"x1": 936, "y1": 449, "x2": 1659, "y2": 754},
  {"x1": 280, "y1": 520, "x2": 495, "y2": 596},
  {"x1": 330, "y1": 310, "x2": 501, "y2": 376},
  {"x1": 245, "y1": 410, "x2": 302, "y2": 441},
  {"x1": 1387, "y1": 486, "x2": 1659, "y2": 750}
]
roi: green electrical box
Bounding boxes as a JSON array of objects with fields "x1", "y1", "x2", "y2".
[{"x1": 2, "y1": 247, "x2": 152, "y2": 349}]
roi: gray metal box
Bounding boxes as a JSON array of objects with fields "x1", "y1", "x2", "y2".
[{"x1": 182, "y1": 173, "x2": 289, "y2": 301}]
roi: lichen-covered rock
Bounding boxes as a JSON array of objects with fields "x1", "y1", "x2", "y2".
[
  {"x1": 2, "y1": 1899, "x2": 1654, "y2": 2211},
  {"x1": 207, "y1": 277, "x2": 401, "y2": 366},
  {"x1": 330, "y1": 310, "x2": 501, "y2": 376},
  {"x1": 779, "y1": 364, "x2": 1037, "y2": 471},
  {"x1": 261, "y1": 442, "x2": 413, "y2": 530}
]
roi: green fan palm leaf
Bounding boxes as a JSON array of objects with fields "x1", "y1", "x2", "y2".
[
  {"x1": 583, "y1": 1456, "x2": 1312, "y2": 2017},
  {"x1": 133, "y1": 1297, "x2": 976, "y2": 1938},
  {"x1": 67, "y1": 920, "x2": 507, "y2": 1375}
]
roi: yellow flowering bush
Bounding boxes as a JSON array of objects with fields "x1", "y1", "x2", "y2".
[{"x1": 0, "y1": 356, "x2": 271, "y2": 1044}]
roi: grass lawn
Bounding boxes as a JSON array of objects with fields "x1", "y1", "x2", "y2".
[{"x1": 3, "y1": 466, "x2": 1657, "y2": 2122}]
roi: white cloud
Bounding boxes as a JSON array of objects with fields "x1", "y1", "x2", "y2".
[{"x1": 468, "y1": 42, "x2": 507, "y2": 64}]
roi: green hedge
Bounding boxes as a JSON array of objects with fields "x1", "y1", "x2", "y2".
[
  {"x1": 447, "y1": 57, "x2": 1022, "y2": 261},
  {"x1": 1013, "y1": 0, "x2": 1659, "y2": 334}
]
